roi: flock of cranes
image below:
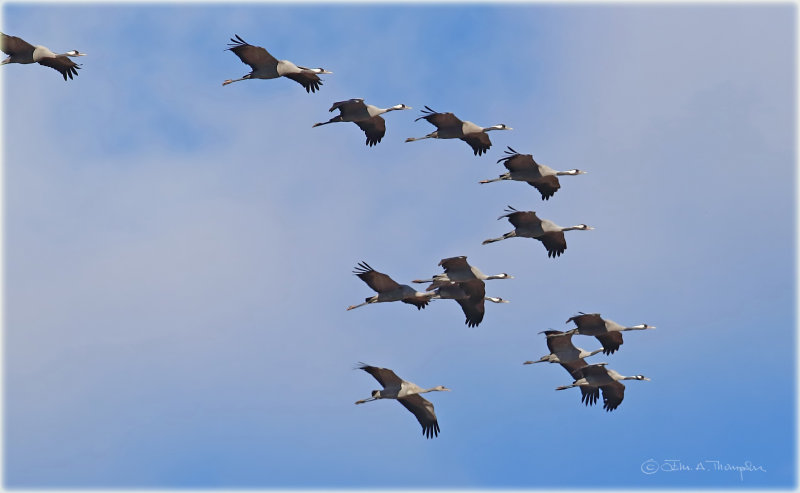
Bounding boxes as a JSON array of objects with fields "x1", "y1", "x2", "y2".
[
  {"x1": 525, "y1": 315, "x2": 654, "y2": 411},
  {"x1": 347, "y1": 257, "x2": 511, "y2": 329},
  {"x1": 2, "y1": 31, "x2": 656, "y2": 440}
]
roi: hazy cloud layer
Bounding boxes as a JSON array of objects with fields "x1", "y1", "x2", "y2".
[{"x1": 3, "y1": 3, "x2": 795, "y2": 488}]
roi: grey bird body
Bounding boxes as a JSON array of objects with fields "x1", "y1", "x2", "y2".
[
  {"x1": 556, "y1": 363, "x2": 650, "y2": 411},
  {"x1": 412, "y1": 256, "x2": 513, "y2": 286},
  {"x1": 347, "y1": 262, "x2": 434, "y2": 311},
  {"x1": 480, "y1": 147, "x2": 587, "y2": 200},
  {"x1": 524, "y1": 330, "x2": 601, "y2": 404},
  {"x1": 566, "y1": 312, "x2": 655, "y2": 355},
  {"x1": 355, "y1": 364, "x2": 449, "y2": 439},
  {"x1": 222, "y1": 34, "x2": 331, "y2": 92},
  {"x1": 482, "y1": 206, "x2": 593, "y2": 258},
  {"x1": 405, "y1": 106, "x2": 511, "y2": 155},
  {"x1": 1, "y1": 32, "x2": 85, "y2": 80},
  {"x1": 428, "y1": 279, "x2": 508, "y2": 327},
  {"x1": 525, "y1": 330, "x2": 603, "y2": 366},
  {"x1": 313, "y1": 98, "x2": 411, "y2": 146}
]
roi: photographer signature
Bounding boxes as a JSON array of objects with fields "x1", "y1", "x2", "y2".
[{"x1": 641, "y1": 458, "x2": 766, "y2": 481}]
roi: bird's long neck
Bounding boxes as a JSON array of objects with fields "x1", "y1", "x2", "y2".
[
  {"x1": 482, "y1": 125, "x2": 505, "y2": 132},
  {"x1": 365, "y1": 105, "x2": 389, "y2": 117},
  {"x1": 61, "y1": 50, "x2": 86, "y2": 58},
  {"x1": 376, "y1": 105, "x2": 407, "y2": 116},
  {"x1": 561, "y1": 225, "x2": 586, "y2": 232}
]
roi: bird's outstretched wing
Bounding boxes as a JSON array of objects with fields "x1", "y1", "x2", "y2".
[
  {"x1": 355, "y1": 116, "x2": 386, "y2": 147},
  {"x1": 398, "y1": 393, "x2": 440, "y2": 439},
  {"x1": 566, "y1": 313, "x2": 604, "y2": 329},
  {"x1": 329, "y1": 98, "x2": 365, "y2": 113},
  {"x1": 529, "y1": 175, "x2": 561, "y2": 200},
  {"x1": 357, "y1": 364, "x2": 403, "y2": 388},
  {"x1": 284, "y1": 71, "x2": 323, "y2": 93},
  {"x1": 37, "y1": 55, "x2": 80, "y2": 81},
  {"x1": 500, "y1": 206, "x2": 542, "y2": 230},
  {"x1": 595, "y1": 332, "x2": 624, "y2": 355},
  {"x1": 537, "y1": 231, "x2": 567, "y2": 258},
  {"x1": 401, "y1": 297, "x2": 430, "y2": 310},
  {"x1": 416, "y1": 106, "x2": 462, "y2": 129},
  {"x1": 498, "y1": 147, "x2": 540, "y2": 172},
  {"x1": 560, "y1": 358, "x2": 589, "y2": 380},
  {"x1": 439, "y1": 256, "x2": 469, "y2": 274},
  {"x1": 226, "y1": 34, "x2": 278, "y2": 70},
  {"x1": 544, "y1": 330, "x2": 576, "y2": 354},
  {"x1": 580, "y1": 385, "x2": 600, "y2": 406},
  {"x1": 454, "y1": 279, "x2": 487, "y2": 327},
  {"x1": 353, "y1": 262, "x2": 401, "y2": 293},
  {"x1": 600, "y1": 381, "x2": 625, "y2": 411},
  {"x1": 1, "y1": 32, "x2": 34, "y2": 56},
  {"x1": 461, "y1": 132, "x2": 492, "y2": 156}
]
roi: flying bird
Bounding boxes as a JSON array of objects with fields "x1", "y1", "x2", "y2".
[
  {"x1": 312, "y1": 98, "x2": 411, "y2": 146},
  {"x1": 480, "y1": 147, "x2": 587, "y2": 200},
  {"x1": 482, "y1": 206, "x2": 594, "y2": 258},
  {"x1": 556, "y1": 363, "x2": 650, "y2": 411},
  {"x1": 412, "y1": 255, "x2": 513, "y2": 286},
  {"x1": 429, "y1": 279, "x2": 509, "y2": 327},
  {"x1": 566, "y1": 312, "x2": 655, "y2": 355},
  {"x1": 222, "y1": 34, "x2": 331, "y2": 92},
  {"x1": 347, "y1": 262, "x2": 434, "y2": 311},
  {"x1": 524, "y1": 330, "x2": 602, "y2": 405},
  {"x1": 1, "y1": 32, "x2": 85, "y2": 80},
  {"x1": 405, "y1": 106, "x2": 511, "y2": 156},
  {"x1": 355, "y1": 363, "x2": 450, "y2": 438},
  {"x1": 524, "y1": 330, "x2": 604, "y2": 370}
]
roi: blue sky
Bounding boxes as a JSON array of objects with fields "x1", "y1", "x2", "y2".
[{"x1": 2, "y1": 2, "x2": 796, "y2": 489}]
